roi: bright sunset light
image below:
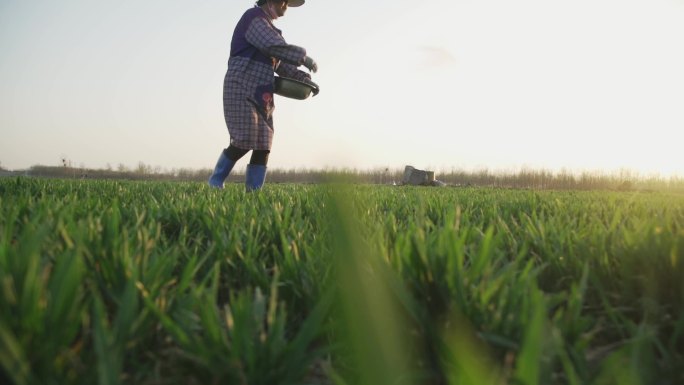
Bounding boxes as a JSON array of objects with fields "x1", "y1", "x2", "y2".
[
  {"x1": 1, "y1": 0, "x2": 682, "y2": 176},
  {"x1": 3, "y1": 2, "x2": 684, "y2": 382}
]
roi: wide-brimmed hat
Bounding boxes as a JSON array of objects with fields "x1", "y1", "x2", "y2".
[{"x1": 259, "y1": 0, "x2": 305, "y2": 6}]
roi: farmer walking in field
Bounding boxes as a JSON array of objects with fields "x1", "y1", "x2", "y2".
[{"x1": 209, "y1": 0, "x2": 318, "y2": 191}]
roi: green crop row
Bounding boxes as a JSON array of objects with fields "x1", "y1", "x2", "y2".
[{"x1": 0, "y1": 178, "x2": 682, "y2": 384}]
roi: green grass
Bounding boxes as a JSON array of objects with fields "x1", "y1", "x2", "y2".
[{"x1": 0, "y1": 178, "x2": 683, "y2": 384}]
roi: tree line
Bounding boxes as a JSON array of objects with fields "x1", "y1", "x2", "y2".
[{"x1": 1, "y1": 162, "x2": 680, "y2": 192}]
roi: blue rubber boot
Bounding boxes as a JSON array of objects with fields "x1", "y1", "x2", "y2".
[
  {"x1": 245, "y1": 164, "x2": 267, "y2": 192},
  {"x1": 208, "y1": 151, "x2": 236, "y2": 188}
]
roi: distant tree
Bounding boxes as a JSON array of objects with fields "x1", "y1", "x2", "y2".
[{"x1": 136, "y1": 162, "x2": 151, "y2": 176}]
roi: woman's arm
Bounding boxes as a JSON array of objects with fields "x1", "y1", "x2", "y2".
[
  {"x1": 275, "y1": 62, "x2": 312, "y2": 82},
  {"x1": 245, "y1": 17, "x2": 307, "y2": 66}
]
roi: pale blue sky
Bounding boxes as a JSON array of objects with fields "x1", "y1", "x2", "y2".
[{"x1": 1, "y1": 0, "x2": 683, "y2": 176}]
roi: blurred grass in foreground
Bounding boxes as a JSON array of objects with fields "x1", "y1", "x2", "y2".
[{"x1": 0, "y1": 178, "x2": 683, "y2": 384}]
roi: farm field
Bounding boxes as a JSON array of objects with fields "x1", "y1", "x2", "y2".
[{"x1": 1, "y1": 178, "x2": 683, "y2": 385}]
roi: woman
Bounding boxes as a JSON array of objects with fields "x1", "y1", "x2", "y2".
[{"x1": 209, "y1": 0, "x2": 318, "y2": 191}]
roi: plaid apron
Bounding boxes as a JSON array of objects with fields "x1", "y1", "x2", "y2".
[{"x1": 223, "y1": 7, "x2": 310, "y2": 150}]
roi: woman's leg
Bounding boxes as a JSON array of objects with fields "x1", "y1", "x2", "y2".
[
  {"x1": 245, "y1": 150, "x2": 270, "y2": 192},
  {"x1": 208, "y1": 145, "x2": 249, "y2": 188},
  {"x1": 249, "y1": 150, "x2": 270, "y2": 166},
  {"x1": 224, "y1": 145, "x2": 250, "y2": 162}
]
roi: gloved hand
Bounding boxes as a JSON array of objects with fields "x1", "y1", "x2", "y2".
[{"x1": 302, "y1": 56, "x2": 318, "y2": 73}]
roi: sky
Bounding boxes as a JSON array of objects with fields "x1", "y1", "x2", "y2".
[{"x1": 1, "y1": 0, "x2": 683, "y2": 176}]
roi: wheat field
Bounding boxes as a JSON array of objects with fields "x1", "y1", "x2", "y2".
[{"x1": 1, "y1": 178, "x2": 683, "y2": 385}]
